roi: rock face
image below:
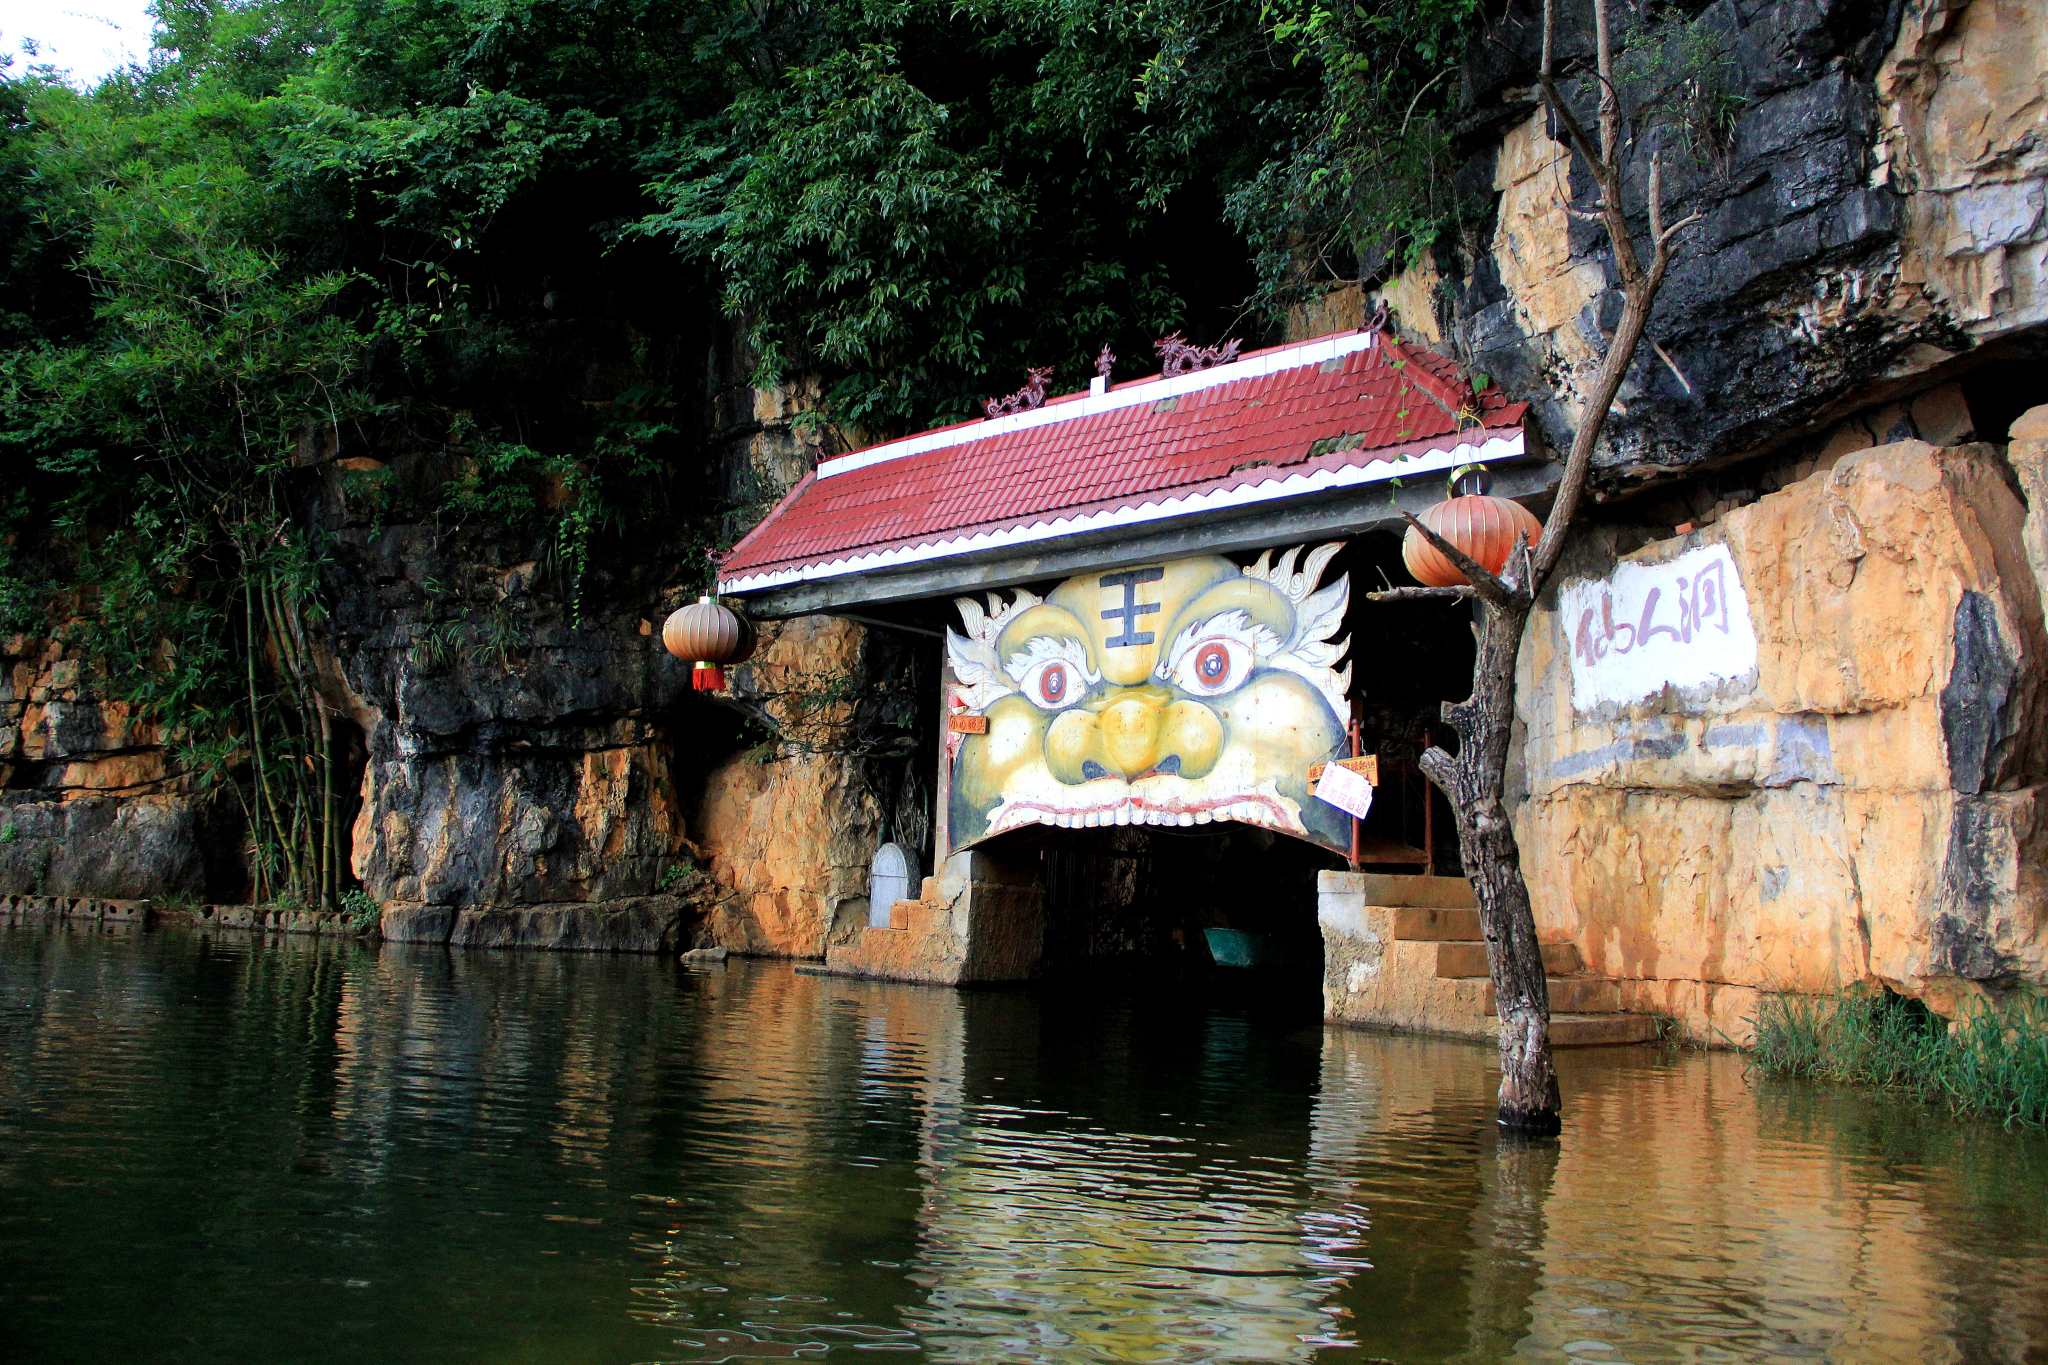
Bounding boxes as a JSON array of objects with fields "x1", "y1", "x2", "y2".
[
  {"x1": 0, "y1": 635, "x2": 221, "y2": 900},
  {"x1": 1877, "y1": 0, "x2": 2048, "y2": 337},
  {"x1": 1309, "y1": 0, "x2": 2048, "y2": 1041},
  {"x1": 0, "y1": 311, "x2": 919, "y2": 959},
  {"x1": 306, "y1": 325, "x2": 915, "y2": 957},
  {"x1": 692, "y1": 616, "x2": 883, "y2": 956},
  {"x1": 1515, "y1": 434, "x2": 2048, "y2": 1041},
  {"x1": 309, "y1": 440, "x2": 715, "y2": 942},
  {"x1": 1383, "y1": 0, "x2": 2047, "y2": 478},
  {"x1": 684, "y1": 353, "x2": 921, "y2": 960}
]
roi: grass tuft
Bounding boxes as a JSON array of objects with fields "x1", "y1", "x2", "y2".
[{"x1": 1752, "y1": 988, "x2": 2048, "y2": 1128}]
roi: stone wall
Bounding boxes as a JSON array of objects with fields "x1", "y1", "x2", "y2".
[
  {"x1": 1514, "y1": 431, "x2": 2048, "y2": 1041},
  {"x1": 820, "y1": 845, "x2": 1047, "y2": 986}
]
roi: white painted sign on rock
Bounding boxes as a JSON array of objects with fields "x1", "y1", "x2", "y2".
[{"x1": 1561, "y1": 543, "x2": 1758, "y2": 709}]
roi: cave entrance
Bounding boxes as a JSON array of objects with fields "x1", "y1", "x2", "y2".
[
  {"x1": 1025, "y1": 822, "x2": 1334, "y2": 1014},
  {"x1": 1326, "y1": 528, "x2": 1475, "y2": 880}
]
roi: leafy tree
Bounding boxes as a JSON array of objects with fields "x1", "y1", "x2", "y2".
[
  {"x1": 0, "y1": 0, "x2": 1479, "y2": 909},
  {"x1": 4, "y1": 62, "x2": 374, "y2": 905},
  {"x1": 1230, "y1": 0, "x2": 1482, "y2": 309}
]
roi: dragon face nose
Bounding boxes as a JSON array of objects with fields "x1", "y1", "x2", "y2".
[{"x1": 1098, "y1": 696, "x2": 1162, "y2": 779}]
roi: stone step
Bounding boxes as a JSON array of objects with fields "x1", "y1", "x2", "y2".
[
  {"x1": 1358, "y1": 874, "x2": 1475, "y2": 910},
  {"x1": 1480, "y1": 976, "x2": 1622, "y2": 1014},
  {"x1": 1392, "y1": 906, "x2": 1482, "y2": 942},
  {"x1": 1549, "y1": 1013, "x2": 1660, "y2": 1047},
  {"x1": 1435, "y1": 940, "x2": 1581, "y2": 979}
]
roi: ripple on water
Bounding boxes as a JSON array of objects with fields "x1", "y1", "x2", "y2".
[{"x1": 1, "y1": 929, "x2": 2045, "y2": 1364}]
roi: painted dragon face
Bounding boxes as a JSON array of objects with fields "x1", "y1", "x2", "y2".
[{"x1": 944, "y1": 545, "x2": 1353, "y2": 852}]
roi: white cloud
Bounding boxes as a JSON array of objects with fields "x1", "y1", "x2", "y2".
[{"x1": 0, "y1": 1, "x2": 159, "y2": 88}]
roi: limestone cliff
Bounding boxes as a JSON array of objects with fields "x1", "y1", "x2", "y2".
[
  {"x1": 1362, "y1": 0, "x2": 2045, "y2": 480},
  {"x1": 1324, "y1": 0, "x2": 2048, "y2": 1035},
  {"x1": 325, "y1": 326, "x2": 925, "y2": 954},
  {"x1": 1516, "y1": 433, "x2": 2048, "y2": 1040}
]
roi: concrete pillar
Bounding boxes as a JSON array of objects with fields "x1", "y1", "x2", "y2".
[{"x1": 944, "y1": 845, "x2": 1045, "y2": 982}]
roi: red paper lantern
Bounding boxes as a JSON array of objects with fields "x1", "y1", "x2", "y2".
[
  {"x1": 1402, "y1": 495, "x2": 1544, "y2": 587},
  {"x1": 662, "y1": 597, "x2": 756, "y2": 690}
]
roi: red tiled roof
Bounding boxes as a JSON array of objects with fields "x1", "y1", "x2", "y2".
[{"x1": 717, "y1": 329, "x2": 1527, "y2": 593}]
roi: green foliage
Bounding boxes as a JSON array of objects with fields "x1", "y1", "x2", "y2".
[
  {"x1": 643, "y1": 44, "x2": 1032, "y2": 426},
  {"x1": 1753, "y1": 988, "x2": 2048, "y2": 1129},
  {"x1": 1618, "y1": 4, "x2": 1745, "y2": 170},
  {"x1": 407, "y1": 603, "x2": 531, "y2": 672},
  {"x1": 657, "y1": 859, "x2": 694, "y2": 893},
  {"x1": 627, "y1": 1, "x2": 1305, "y2": 429},
  {"x1": 337, "y1": 886, "x2": 381, "y2": 933},
  {"x1": 0, "y1": 492, "x2": 49, "y2": 635},
  {"x1": 0, "y1": 40, "x2": 377, "y2": 909},
  {"x1": 1230, "y1": 0, "x2": 1483, "y2": 308}
]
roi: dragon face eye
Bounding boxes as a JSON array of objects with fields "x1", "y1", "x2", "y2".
[
  {"x1": 1170, "y1": 634, "x2": 1254, "y2": 696},
  {"x1": 1020, "y1": 658, "x2": 1082, "y2": 710},
  {"x1": 1003, "y1": 635, "x2": 1096, "y2": 712}
]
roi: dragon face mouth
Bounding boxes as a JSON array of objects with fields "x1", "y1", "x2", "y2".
[{"x1": 984, "y1": 774, "x2": 1304, "y2": 837}]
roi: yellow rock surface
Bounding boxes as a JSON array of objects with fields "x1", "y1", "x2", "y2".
[
  {"x1": 1517, "y1": 437, "x2": 2048, "y2": 1043},
  {"x1": 694, "y1": 614, "x2": 882, "y2": 956}
]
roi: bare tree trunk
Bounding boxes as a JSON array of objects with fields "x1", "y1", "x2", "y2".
[
  {"x1": 1418, "y1": 594, "x2": 1559, "y2": 1132},
  {"x1": 1369, "y1": 0, "x2": 1701, "y2": 1134}
]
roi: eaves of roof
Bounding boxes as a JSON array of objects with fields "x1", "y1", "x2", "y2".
[{"x1": 716, "y1": 328, "x2": 1528, "y2": 596}]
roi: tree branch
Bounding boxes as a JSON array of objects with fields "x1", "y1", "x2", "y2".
[
  {"x1": 1400, "y1": 510, "x2": 1522, "y2": 610},
  {"x1": 1594, "y1": 0, "x2": 1616, "y2": 164},
  {"x1": 1535, "y1": 73, "x2": 1612, "y2": 200},
  {"x1": 1647, "y1": 152, "x2": 1666, "y2": 244},
  {"x1": 1658, "y1": 209, "x2": 1705, "y2": 247},
  {"x1": 1366, "y1": 585, "x2": 1476, "y2": 602},
  {"x1": 1526, "y1": 15, "x2": 1702, "y2": 592}
]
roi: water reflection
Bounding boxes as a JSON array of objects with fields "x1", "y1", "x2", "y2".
[{"x1": 1, "y1": 922, "x2": 2045, "y2": 1364}]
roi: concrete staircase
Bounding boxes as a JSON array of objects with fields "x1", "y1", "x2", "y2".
[{"x1": 1320, "y1": 872, "x2": 1659, "y2": 1046}]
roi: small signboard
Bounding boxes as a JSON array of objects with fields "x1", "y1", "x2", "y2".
[
  {"x1": 1312, "y1": 758, "x2": 1375, "y2": 821},
  {"x1": 946, "y1": 714, "x2": 989, "y2": 734},
  {"x1": 1308, "y1": 755, "x2": 1378, "y2": 787}
]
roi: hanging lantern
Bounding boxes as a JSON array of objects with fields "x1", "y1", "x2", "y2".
[
  {"x1": 1401, "y1": 495, "x2": 1544, "y2": 587},
  {"x1": 663, "y1": 596, "x2": 756, "y2": 690}
]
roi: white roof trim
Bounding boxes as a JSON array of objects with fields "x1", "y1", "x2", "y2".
[
  {"x1": 719, "y1": 430, "x2": 1523, "y2": 594},
  {"x1": 813, "y1": 330, "x2": 1382, "y2": 480}
]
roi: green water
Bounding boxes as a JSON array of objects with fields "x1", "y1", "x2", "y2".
[{"x1": 2, "y1": 924, "x2": 2045, "y2": 1364}]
